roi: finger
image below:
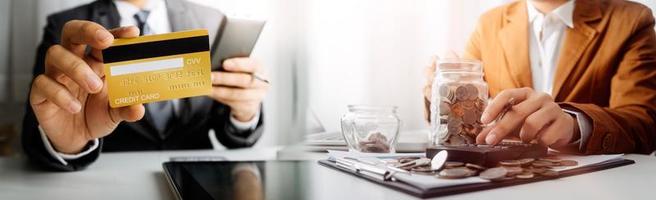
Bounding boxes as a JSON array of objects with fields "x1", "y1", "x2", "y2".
[
  {"x1": 61, "y1": 20, "x2": 114, "y2": 55},
  {"x1": 223, "y1": 58, "x2": 260, "y2": 73},
  {"x1": 425, "y1": 55, "x2": 438, "y2": 74},
  {"x1": 91, "y1": 26, "x2": 140, "y2": 60},
  {"x1": 424, "y1": 57, "x2": 437, "y2": 99},
  {"x1": 536, "y1": 115, "x2": 569, "y2": 146},
  {"x1": 45, "y1": 45, "x2": 103, "y2": 93},
  {"x1": 483, "y1": 92, "x2": 549, "y2": 145},
  {"x1": 209, "y1": 87, "x2": 264, "y2": 102},
  {"x1": 119, "y1": 104, "x2": 145, "y2": 122},
  {"x1": 423, "y1": 85, "x2": 432, "y2": 100},
  {"x1": 84, "y1": 56, "x2": 104, "y2": 78},
  {"x1": 480, "y1": 87, "x2": 532, "y2": 123},
  {"x1": 30, "y1": 75, "x2": 81, "y2": 113},
  {"x1": 109, "y1": 104, "x2": 145, "y2": 123},
  {"x1": 476, "y1": 126, "x2": 494, "y2": 144},
  {"x1": 211, "y1": 72, "x2": 265, "y2": 88},
  {"x1": 519, "y1": 103, "x2": 560, "y2": 143},
  {"x1": 109, "y1": 26, "x2": 140, "y2": 38}
]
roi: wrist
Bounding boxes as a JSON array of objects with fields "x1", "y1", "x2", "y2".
[
  {"x1": 232, "y1": 111, "x2": 256, "y2": 122},
  {"x1": 49, "y1": 133, "x2": 91, "y2": 154},
  {"x1": 568, "y1": 113, "x2": 581, "y2": 143}
]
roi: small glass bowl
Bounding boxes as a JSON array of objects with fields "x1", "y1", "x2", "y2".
[{"x1": 340, "y1": 105, "x2": 401, "y2": 153}]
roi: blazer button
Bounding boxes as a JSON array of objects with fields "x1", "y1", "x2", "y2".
[{"x1": 602, "y1": 134, "x2": 612, "y2": 151}]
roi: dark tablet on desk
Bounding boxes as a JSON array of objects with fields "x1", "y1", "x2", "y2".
[{"x1": 163, "y1": 160, "x2": 311, "y2": 200}]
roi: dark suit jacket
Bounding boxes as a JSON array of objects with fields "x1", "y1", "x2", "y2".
[{"x1": 22, "y1": 0, "x2": 264, "y2": 171}]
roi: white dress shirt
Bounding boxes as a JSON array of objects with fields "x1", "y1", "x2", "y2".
[
  {"x1": 40, "y1": 0, "x2": 260, "y2": 165},
  {"x1": 527, "y1": 0, "x2": 591, "y2": 149}
]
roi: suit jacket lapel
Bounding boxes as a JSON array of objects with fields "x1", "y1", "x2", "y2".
[
  {"x1": 552, "y1": 0, "x2": 601, "y2": 98},
  {"x1": 498, "y1": 0, "x2": 533, "y2": 89},
  {"x1": 165, "y1": 0, "x2": 197, "y2": 32},
  {"x1": 91, "y1": 0, "x2": 120, "y2": 29}
]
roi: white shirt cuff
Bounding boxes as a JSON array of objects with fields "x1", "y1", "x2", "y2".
[
  {"x1": 562, "y1": 109, "x2": 592, "y2": 151},
  {"x1": 229, "y1": 110, "x2": 260, "y2": 131},
  {"x1": 38, "y1": 125, "x2": 99, "y2": 166}
]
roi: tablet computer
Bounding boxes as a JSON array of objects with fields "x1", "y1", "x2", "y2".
[{"x1": 163, "y1": 160, "x2": 311, "y2": 200}]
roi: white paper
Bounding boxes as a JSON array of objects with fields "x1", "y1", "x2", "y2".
[{"x1": 551, "y1": 153, "x2": 624, "y2": 172}]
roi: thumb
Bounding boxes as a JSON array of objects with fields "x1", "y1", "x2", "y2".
[{"x1": 111, "y1": 104, "x2": 145, "y2": 123}]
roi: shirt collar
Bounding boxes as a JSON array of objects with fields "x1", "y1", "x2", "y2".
[
  {"x1": 114, "y1": 0, "x2": 165, "y2": 18},
  {"x1": 527, "y1": 0, "x2": 575, "y2": 28}
]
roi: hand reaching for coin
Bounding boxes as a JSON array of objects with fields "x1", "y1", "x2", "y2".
[
  {"x1": 30, "y1": 21, "x2": 145, "y2": 154},
  {"x1": 476, "y1": 88, "x2": 580, "y2": 147}
]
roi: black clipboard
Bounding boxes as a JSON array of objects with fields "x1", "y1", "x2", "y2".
[{"x1": 318, "y1": 158, "x2": 634, "y2": 198}]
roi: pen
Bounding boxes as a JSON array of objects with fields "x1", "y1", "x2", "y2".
[
  {"x1": 251, "y1": 73, "x2": 269, "y2": 84},
  {"x1": 483, "y1": 97, "x2": 516, "y2": 127}
]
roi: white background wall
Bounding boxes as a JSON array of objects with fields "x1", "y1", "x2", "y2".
[{"x1": 0, "y1": 0, "x2": 655, "y2": 149}]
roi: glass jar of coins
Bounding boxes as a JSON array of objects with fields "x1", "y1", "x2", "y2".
[
  {"x1": 340, "y1": 105, "x2": 401, "y2": 153},
  {"x1": 429, "y1": 58, "x2": 487, "y2": 146}
]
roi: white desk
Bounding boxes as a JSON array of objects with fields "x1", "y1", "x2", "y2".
[{"x1": 0, "y1": 147, "x2": 654, "y2": 200}]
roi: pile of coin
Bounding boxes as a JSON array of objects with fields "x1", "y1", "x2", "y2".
[
  {"x1": 391, "y1": 156, "x2": 578, "y2": 181},
  {"x1": 358, "y1": 132, "x2": 391, "y2": 153},
  {"x1": 438, "y1": 83, "x2": 486, "y2": 145}
]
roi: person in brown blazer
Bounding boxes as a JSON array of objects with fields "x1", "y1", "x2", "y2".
[{"x1": 424, "y1": 0, "x2": 656, "y2": 154}]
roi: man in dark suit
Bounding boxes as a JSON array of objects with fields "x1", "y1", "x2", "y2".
[{"x1": 22, "y1": 0, "x2": 269, "y2": 171}]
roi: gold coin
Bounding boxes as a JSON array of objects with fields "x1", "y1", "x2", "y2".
[{"x1": 479, "y1": 167, "x2": 508, "y2": 181}]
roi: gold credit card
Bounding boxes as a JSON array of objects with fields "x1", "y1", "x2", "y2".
[{"x1": 102, "y1": 29, "x2": 212, "y2": 108}]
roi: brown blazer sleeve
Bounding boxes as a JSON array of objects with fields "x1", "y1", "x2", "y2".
[{"x1": 559, "y1": 8, "x2": 656, "y2": 154}]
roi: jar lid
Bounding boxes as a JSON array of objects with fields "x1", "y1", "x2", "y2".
[{"x1": 437, "y1": 58, "x2": 482, "y2": 73}]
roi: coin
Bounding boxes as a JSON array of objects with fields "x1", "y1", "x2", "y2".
[
  {"x1": 518, "y1": 158, "x2": 535, "y2": 166},
  {"x1": 439, "y1": 101, "x2": 451, "y2": 115},
  {"x1": 503, "y1": 166, "x2": 523, "y2": 176},
  {"x1": 358, "y1": 132, "x2": 390, "y2": 153},
  {"x1": 475, "y1": 98, "x2": 486, "y2": 111},
  {"x1": 438, "y1": 167, "x2": 474, "y2": 179},
  {"x1": 526, "y1": 167, "x2": 547, "y2": 174},
  {"x1": 430, "y1": 150, "x2": 448, "y2": 171},
  {"x1": 531, "y1": 160, "x2": 554, "y2": 167},
  {"x1": 447, "y1": 117, "x2": 463, "y2": 134},
  {"x1": 439, "y1": 84, "x2": 451, "y2": 97},
  {"x1": 411, "y1": 166, "x2": 434, "y2": 172},
  {"x1": 539, "y1": 169, "x2": 559, "y2": 177},
  {"x1": 462, "y1": 109, "x2": 478, "y2": 124},
  {"x1": 516, "y1": 172, "x2": 535, "y2": 179},
  {"x1": 538, "y1": 157, "x2": 561, "y2": 163},
  {"x1": 499, "y1": 160, "x2": 522, "y2": 166},
  {"x1": 455, "y1": 86, "x2": 468, "y2": 101},
  {"x1": 444, "y1": 161, "x2": 465, "y2": 168},
  {"x1": 460, "y1": 100, "x2": 476, "y2": 110},
  {"x1": 451, "y1": 103, "x2": 465, "y2": 117},
  {"x1": 399, "y1": 157, "x2": 420, "y2": 164},
  {"x1": 559, "y1": 160, "x2": 578, "y2": 166},
  {"x1": 479, "y1": 167, "x2": 508, "y2": 181},
  {"x1": 464, "y1": 84, "x2": 479, "y2": 101},
  {"x1": 465, "y1": 163, "x2": 487, "y2": 171}
]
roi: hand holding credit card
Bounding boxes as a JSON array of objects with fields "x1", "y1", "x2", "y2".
[{"x1": 102, "y1": 29, "x2": 212, "y2": 108}]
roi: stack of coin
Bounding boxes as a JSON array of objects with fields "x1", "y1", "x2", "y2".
[
  {"x1": 358, "y1": 132, "x2": 391, "y2": 153},
  {"x1": 392, "y1": 156, "x2": 578, "y2": 181},
  {"x1": 438, "y1": 83, "x2": 486, "y2": 145},
  {"x1": 394, "y1": 157, "x2": 434, "y2": 174}
]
